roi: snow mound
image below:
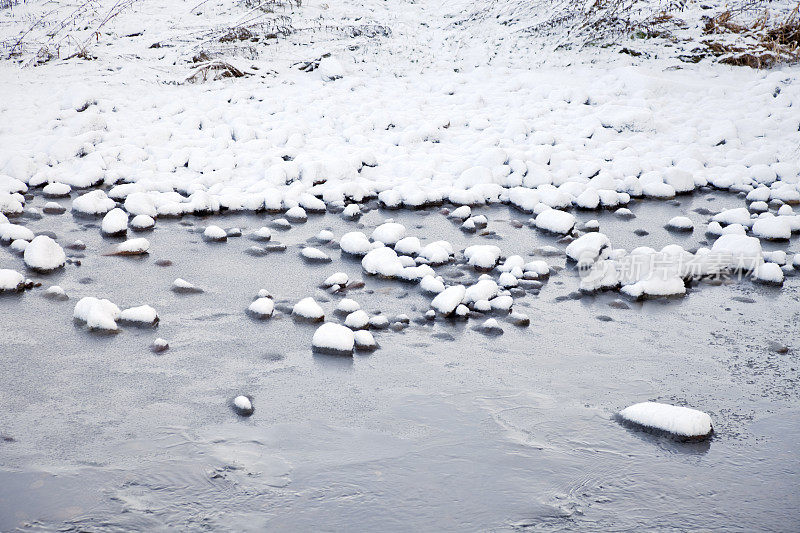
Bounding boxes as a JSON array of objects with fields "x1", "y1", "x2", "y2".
[
  {"x1": 372, "y1": 222, "x2": 406, "y2": 246},
  {"x1": 72, "y1": 190, "x2": 115, "y2": 215},
  {"x1": 354, "y1": 330, "x2": 378, "y2": 351},
  {"x1": 248, "y1": 297, "x2": 275, "y2": 318},
  {"x1": 431, "y1": 285, "x2": 466, "y2": 316},
  {"x1": 618, "y1": 402, "x2": 713, "y2": 440},
  {"x1": 337, "y1": 298, "x2": 360, "y2": 314},
  {"x1": 665, "y1": 216, "x2": 694, "y2": 231},
  {"x1": 233, "y1": 395, "x2": 254, "y2": 416},
  {"x1": 340, "y1": 231, "x2": 375, "y2": 256},
  {"x1": 172, "y1": 278, "x2": 203, "y2": 293},
  {"x1": 301, "y1": 247, "x2": 331, "y2": 262},
  {"x1": 101, "y1": 208, "x2": 128, "y2": 236},
  {"x1": 464, "y1": 245, "x2": 501, "y2": 270},
  {"x1": 203, "y1": 225, "x2": 227, "y2": 242},
  {"x1": 0, "y1": 223, "x2": 34, "y2": 243},
  {"x1": 362, "y1": 246, "x2": 404, "y2": 278},
  {"x1": 0, "y1": 269, "x2": 25, "y2": 292},
  {"x1": 114, "y1": 238, "x2": 150, "y2": 255},
  {"x1": 312, "y1": 323, "x2": 355, "y2": 355},
  {"x1": 535, "y1": 209, "x2": 575, "y2": 234},
  {"x1": 130, "y1": 215, "x2": 155, "y2": 231},
  {"x1": 23, "y1": 235, "x2": 66, "y2": 272},
  {"x1": 74, "y1": 297, "x2": 121, "y2": 331},
  {"x1": 292, "y1": 297, "x2": 324, "y2": 321},
  {"x1": 323, "y1": 272, "x2": 349, "y2": 288},
  {"x1": 566, "y1": 233, "x2": 611, "y2": 265},
  {"x1": 119, "y1": 305, "x2": 159, "y2": 325}
]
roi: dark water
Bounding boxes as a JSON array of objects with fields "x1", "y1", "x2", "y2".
[{"x1": 1, "y1": 190, "x2": 799, "y2": 531}]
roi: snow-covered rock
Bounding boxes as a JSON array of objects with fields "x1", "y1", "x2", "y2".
[
  {"x1": 101, "y1": 208, "x2": 128, "y2": 236},
  {"x1": 119, "y1": 305, "x2": 159, "y2": 325},
  {"x1": 42, "y1": 182, "x2": 71, "y2": 198},
  {"x1": 711, "y1": 234, "x2": 763, "y2": 271},
  {"x1": 23, "y1": 235, "x2": 66, "y2": 272},
  {"x1": 345, "y1": 310, "x2": 370, "y2": 329},
  {"x1": 0, "y1": 269, "x2": 25, "y2": 292},
  {"x1": 43, "y1": 285, "x2": 68, "y2": 300},
  {"x1": 286, "y1": 206, "x2": 307, "y2": 222},
  {"x1": 292, "y1": 297, "x2": 324, "y2": 321},
  {"x1": 72, "y1": 190, "x2": 115, "y2": 215},
  {"x1": 114, "y1": 238, "x2": 150, "y2": 255},
  {"x1": 535, "y1": 209, "x2": 575, "y2": 234},
  {"x1": 73, "y1": 297, "x2": 121, "y2": 331},
  {"x1": 172, "y1": 278, "x2": 203, "y2": 293},
  {"x1": 566, "y1": 232, "x2": 611, "y2": 265},
  {"x1": 354, "y1": 330, "x2": 378, "y2": 351},
  {"x1": 372, "y1": 222, "x2": 406, "y2": 246},
  {"x1": 431, "y1": 285, "x2": 466, "y2": 316},
  {"x1": 323, "y1": 272, "x2": 348, "y2": 288},
  {"x1": 130, "y1": 215, "x2": 155, "y2": 231},
  {"x1": 336, "y1": 298, "x2": 360, "y2": 314},
  {"x1": 753, "y1": 262, "x2": 784, "y2": 285},
  {"x1": 618, "y1": 402, "x2": 713, "y2": 440},
  {"x1": 301, "y1": 247, "x2": 332, "y2": 262},
  {"x1": 0, "y1": 223, "x2": 34, "y2": 243},
  {"x1": 464, "y1": 245, "x2": 501, "y2": 270},
  {"x1": 312, "y1": 323, "x2": 355, "y2": 355},
  {"x1": 665, "y1": 216, "x2": 694, "y2": 231},
  {"x1": 340, "y1": 231, "x2": 375, "y2": 255},
  {"x1": 248, "y1": 297, "x2": 275, "y2": 318},
  {"x1": 233, "y1": 395, "x2": 254, "y2": 416},
  {"x1": 362, "y1": 246, "x2": 404, "y2": 278},
  {"x1": 420, "y1": 275, "x2": 445, "y2": 294},
  {"x1": 752, "y1": 216, "x2": 791, "y2": 240},
  {"x1": 203, "y1": 225, "x2": 227, "y2": 242}
]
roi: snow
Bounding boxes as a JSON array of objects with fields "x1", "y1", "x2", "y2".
[
  {"x1": 101, "y1": 208, "x2": 128, "y2": 235},
  {"x1": 450, "y1": 206, "x2": 471, "y2": 220},
  {"x1": 44, "y1": 285, "x2": 67, "y2": 300},
  {"x1": 72, "y1": 190, "x2": 115, "y2": 216},
  {"x1": 753, "y1": 262, "x2": 784, "y2": 285},
  {"x1": 354, "y1": 330, "x2": 378, "y2": 351},
  {"x1": 0, "y1": 223, "x2": 34, "y2": 242},
  {"x1": 477, "y1": 318, "x2": 503, "y2": 336},
  {"x1": 342, "y1": 204, "x2": 361, "y2": 219},
  {"x1": 711, "y1": 234, "x2": 763, "y2": 271},
  {"x1": 0, "y1": 269, "x2": 25, "y2": 292},
  {"x1": 115, "y1": 238, "x2": 150, "y2": 255},
  {"x1": 368, "y1": 315, "x2": 390, "y2": 329},
  {"x1": 395, "y1": 236, "x2": 422, "y2": 256},
  {"x1": 464, "y1": 245, "x2": 502, "y2": 270},
  {"x1": 292, "y1": 297, "x2": 324, "y2": 321},
  {"x1": 751, "y1": 216, "x2": 791, "y2": 241},
  {"x1": 286, "y1": 206, "x2": 307, "y2": 222},
  {"x1": 535, "y1": 209, "x2": 575, "y2": 234},
  {"x1": 301, "y1": 247, "x2": 331, "y2": 262},
  {"x1": 420, "y1": 275, "x2": 445, "y2": 294},
  {"x1": 431, "y1": 285, "x2": 466, "y2": 316},
  {"x1": 73, "y1": 297, "x2": 121, "y2": 331},
  {"x1": 233, "y1": 395, "x2": 254, "y2": 416},
  {"x1": 248, "y1": 297, "x2": 275, "y2": 318},
  {"x1": 172, "y1": 278, "x2": 202, "y2": 293},
  {"x1": 120, "y1": 305, "x2": 159, "y2": 325},
  {"x1": 151, "y1": 338, "x2": 169, "y2": 353},
  {"x1": 621, "y1": 275, "x2": 686, "y2": 299},
  {"x1": 336, "y1": 298, "x2": 360, "y2": 314},
  {"x1": 464, "y1": 279, "x2": 499, "y2": 304},
  {"x1": 130, "y1": 215, "x2": 155, "y2": 230},
  {"x1": 372, "y1": 222, "x2": 406, "y2": 246},
  {"x1": 323, "y1": 272, "x2": 349, "y2": 288},
  {"x1": 23, "y1": 235, "x2": 66, "y2": 272},
  {"x1": 344, "y1": 310, "x2": 370, "y2": 329},
  {"x1": 619, "y1": 402, "x2": 713, "y2": 439},
  {"x1": 10, "y1": 239, "x2": 27, "y2": 254},
  {"x1": 362, "y1": 246, "x2": 404, "y2": 278},
  {"x1": 566, "y1": 233, "x2": 611, "y2": 265},
  {"x1": 340, "y1": 232, "x2": 375, "y2": 256},
  {"x1": 665, "y1": 216, "x2": 694, "y2": 231},
  {"x1": 203, "y1": 225, "x2": 227, "y2": 242},
  {"x1": 312, "y1": 323, "x2": 355, "y2": 355},
  {"x1": 252, "y1": 227, "x2": 272, "y2": 241},
  {"x1": 42, "y1": 183, "x2": 71, "y2": 198},
  {"x1": 0, "y1": 192, "x2": 23, "y2": 215}
]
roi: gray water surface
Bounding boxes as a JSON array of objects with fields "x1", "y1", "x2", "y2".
[{"x1": 1, "y1": 190, "x2": 799, "y2": 531}]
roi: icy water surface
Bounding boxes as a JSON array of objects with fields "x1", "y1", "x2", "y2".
[{"x1": 1, "y1": 190, "x2": 799, "y2": 531}]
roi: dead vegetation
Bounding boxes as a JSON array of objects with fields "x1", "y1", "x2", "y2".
[
  {"x1": 701, "y1": 4, "x2": 800, "y2": 67},
  {"x1": 186, "y1": 59, "x2": 251, "y2": 83}
]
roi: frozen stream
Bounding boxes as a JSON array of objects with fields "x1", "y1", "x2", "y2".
[{"x1": 1, "y1": 188, "x2": 799, "y2": 531}]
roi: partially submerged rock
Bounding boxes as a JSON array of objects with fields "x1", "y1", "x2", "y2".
[
  {"x1": 312, "y1": 322, "x2": 355, "y2": 355},
  {"x1": 618, "y1": 401, "x2": 713, "y2": 441}
]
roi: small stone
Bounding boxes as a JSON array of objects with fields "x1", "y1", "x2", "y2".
[
  {"x1": 151, "y1": 338, "x2": 169, "y2": 353},
  {"x1": 232, "y1": 395, "x2": 254, "y2": 416}
]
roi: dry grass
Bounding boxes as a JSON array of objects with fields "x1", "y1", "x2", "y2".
[
  {"x1": 703, "y1": 3, "x2": 800, "y2": 68},
  {"x1": 186, "y1": 59, "x2": 251, "y2": 83}
]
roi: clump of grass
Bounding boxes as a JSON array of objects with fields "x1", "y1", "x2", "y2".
[{"x1": 703, "y1": 3, "x2": 800, "y2": 68}]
